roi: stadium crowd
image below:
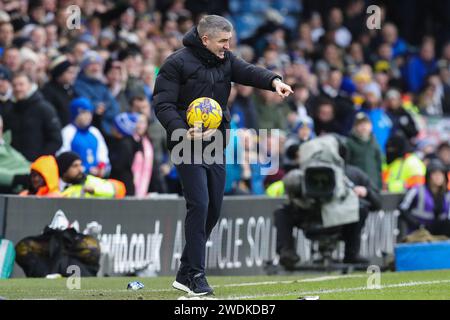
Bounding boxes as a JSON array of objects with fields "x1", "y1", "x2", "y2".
[{"x1": 0, "y1": 0, "x2": 449, "y2": 205}]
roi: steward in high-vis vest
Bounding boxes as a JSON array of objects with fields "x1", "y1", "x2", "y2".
[
  {"x1": 383, "y1": 131, "x2": 425, "y2": 192},
  {"x1": 56, "y1": 151, "x2": 126, "y2": 198},
  {"x1": 399, "y1": 160, "x2": 450, "y2": 236}
]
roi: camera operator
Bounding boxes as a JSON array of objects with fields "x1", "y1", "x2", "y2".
[{"x1": 274, "y1": 136, "x2": 381, "y2": 269}]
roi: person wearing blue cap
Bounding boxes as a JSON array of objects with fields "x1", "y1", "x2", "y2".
[
  {"x1": 74, "y1": 50, "x2": 120, "y2": 136},
  {"x1": 57, "y1": 97, "x2": 110, "y2": 179},
  {"x1": 105, "y1": 112, "x2": 139, "y2": 195}
]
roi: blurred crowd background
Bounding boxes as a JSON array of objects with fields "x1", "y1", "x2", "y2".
[{"x1": 0, "y1": 0, "x2": 449, "y2": 198}]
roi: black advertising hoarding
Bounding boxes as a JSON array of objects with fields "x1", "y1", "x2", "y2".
[{"x1": 1, "y1": 194, "x2": 402, "y2": 277}]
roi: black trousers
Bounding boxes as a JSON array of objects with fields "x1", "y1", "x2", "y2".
[
  {"x1": 175, "y1": 161, "x2": 226, "y2": 277},
  {"x1": 274, "y1": 203, "x2": 368, "y2": 259}
]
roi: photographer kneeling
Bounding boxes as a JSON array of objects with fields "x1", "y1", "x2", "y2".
[{"x1": 274, "y1": 135, "x2": 381, "y2": 269}]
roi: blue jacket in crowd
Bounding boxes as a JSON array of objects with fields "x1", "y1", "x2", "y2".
[
  {"x1": 74, "y1": 73, "x2": 120, "y2": 135},
  {"x1": 404, "y1": 55, "x2": 437, "y2": 93}
]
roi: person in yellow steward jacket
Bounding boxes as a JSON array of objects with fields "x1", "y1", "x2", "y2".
[
  {"x1": 383, "y1": 132, "x2": 426, "y2": 193},
  {"x1": 266, "y1": 180, "x2": 285, "y2": 197},
  {"x1": 56, "y1": 151, "x2": 126, "y2": 198}
]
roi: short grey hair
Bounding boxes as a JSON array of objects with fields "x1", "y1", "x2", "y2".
[{"x1": 197, "y1": 15, "x2": 233, "y2": 38}]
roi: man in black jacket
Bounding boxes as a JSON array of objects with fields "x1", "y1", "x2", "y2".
[
  {"x1": 385, "y1": 89, "x2": 418, "y2": 141},
  {"x1": 153, "y1": 15, "x2": 292, "y2": 296},
  {"x1": 3, "y1": 73, "x2": 62, "y2": 162},
  {"x1": 41, "y1": 55, "x2": 77, "y2": 127}
]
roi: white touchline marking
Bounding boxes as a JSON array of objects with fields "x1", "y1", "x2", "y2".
[
  {"x1": 56, "y1": 275, "x2": 364, "y2": 294},
  {"x1": 219, "y1": 275, "x2": 366, "y2": 288},
  {"x1": 225, "y1": 279, "x2": 450, "y2": 300},
  {"x1": 126, "y1": 274, "x2": 367, "y2": 293}
]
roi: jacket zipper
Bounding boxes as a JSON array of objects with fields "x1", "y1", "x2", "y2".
[{"x1": 210, "y1": 71, "x2": 214, "y2": 99}]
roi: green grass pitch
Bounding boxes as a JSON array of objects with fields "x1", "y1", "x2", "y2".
[{"x1": 1, "y1": 270, "x2": 449, "y2": 300}]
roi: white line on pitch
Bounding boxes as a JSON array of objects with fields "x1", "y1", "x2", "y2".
[
  {"x1": 122, "y1": 274, "x2": 366, "y2": 293},
  {"x1": 226, "y1": 279, "x2": 450, "y2": 300},
  {"x1": 219, "y1": 274, "x2": 366, "y2": 288}
]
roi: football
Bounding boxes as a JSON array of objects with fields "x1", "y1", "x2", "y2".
[{"x1": 186, "y1": 97, "x2": 223, "y2": 129}]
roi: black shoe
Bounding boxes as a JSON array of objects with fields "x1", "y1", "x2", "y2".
[
  {"x1": 172, "y1": 271, "x2": 191, "y2": 294},
  {"x1": 279, "y1": 249, "x2": 300, "y2": 270},
  {"x1": 343, "y1": 255, "x2": 370, "y2": 265},
  {"x1": 189, "y1": 273, "x2": 214, "y2": 296}
]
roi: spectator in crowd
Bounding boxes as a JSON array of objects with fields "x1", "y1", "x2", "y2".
[
  {"x1": 129, "y1": 93, "x2": 167, "y2": 177},
  {"x1": 231, "y1": 84, "x2": 259, "y2": 130},
  {"x1": 0, "y1": 21, "x2": 14, "y2": 49},
  {"x1": 58, "y1": 97, "x2": 110, "y2": 178},
  {"x1": 283, "y1": 116, "x2": 315, "y2": 173},
  {"x1": 19, "y1": 155, "x2": 61, "y2": 197},
  {"x1": 309, "y1": 11, "x2": 325, "y2": 43},
  {"x1": 327, "y1": 7, "x2": 352, "y2": 49},
  {"x1": 399, "y1": 160, "x2": 450, "y2": 236},
  {"x1": 19, "y1": 47, "x2": 42, "y2": 85},
  {"x1": 417, "y1": 73, "x2": 450, "y2": 116},
  {"x1": 385, "y1": 89, "x2": 418, "y2": 141},
  {"x1": 105, "y1": 58, "x2": 130, "y2": 113},
  {"x1": 345, "y1": 42, "x2": 365, "y2": 73},
  {"x1": 319, "y1": 68, "x2": 355, "y2": 135},
  {"x1": 130, "y1": 97, "x2": 167, "y2": 194},
  {"x1": 384, "y1": 131, "x2": 426, "y2": 193},
  {"x1": 141, "y1": 64, "x2": 156, "y2": 103},
  {"x1": 344, "y1": 0, "x2": 366, "y2": 40},
  {"x1": 118, "y1": 47, "x2": 147, "y2": 102},
  {"x1": 132, "y1": 113, "x2": 155, "y2": 198},
  {"x1": 296, "y1": 22, "x2": 316, "y2": 57},
  {"x1": 2, "y1": 47, "x2": 21, "y2": 73},
  {"x1": 0, "y1": 114, "x2": 30, "y2": 194},
  {"x1": 57, "y1": 151, "x2": 125, "y2": 198},
  {"x1": 351, "y1": 66, "x2": 372, "y2": 108},
  {"x1": 416, "y1": 138, "x2": 439, "y2": 166},
  {"x1": 0, "y1": 65, "x2": 12, "y2": 115},
  {"x1": 3, "y1": 73, "x2": 62, "y2": 162},
  {"x1": 106, "y1": 112, "x2": 139, "y2": 196},
  {"x1": 437, "y1": 142, "x2": 450, "y2": 171},
  {"x1": 226, "y1": 125, "x2": 265, "y2": 196},
  {"x1": 315, "y1": 43, "x2": 345, "y2": 79},
  {"x1": 313, "y1": 98, "x2": 340, "y2": 136},
  {"x1": 361, "y1": 82, "x2": 393, "y2": 153},
  {"x1": 70, "y1": 40, "x2": 90, "y2": 64},
  {"x1": 225, "y1": 120, "x2": 246, "y2": 195},
  {"x1": 346, "y1": 112, "x2": 383, "y2": 190},
  {"x1": 254, "y1": 88, "x2": 289, "y2": 131},
  {"x1": 74, "y1": 50, "x2": 120, "y2": 136},
  {"x1": 341, "y1": 145, "x2": 383, "y2": 264},
  {"x1": 380, "y1": 22, "x2": 409, "y2": 59},
  {"x1": 436, "y1": 142, "x2": 450, "y2": 190},
  {"x1": 41, "y1": 55, "x2": 77, "y2": 127},
  {"x1": 372, "y1": 42, "x2": 403, "y2": 86},
  {"x1": 240, "y1": 129, "x2": 265, "y2": 195},
  {"x1": 288, "y1": 83, "x2": 315, "y2": 121},
  {"x1": 404, "y1": 38, "x2": 438, "y2": 94}
]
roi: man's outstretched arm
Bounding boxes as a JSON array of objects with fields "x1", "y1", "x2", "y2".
[{"x1": 230, "y1": 53, "x2": 293, "y2": 98}]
